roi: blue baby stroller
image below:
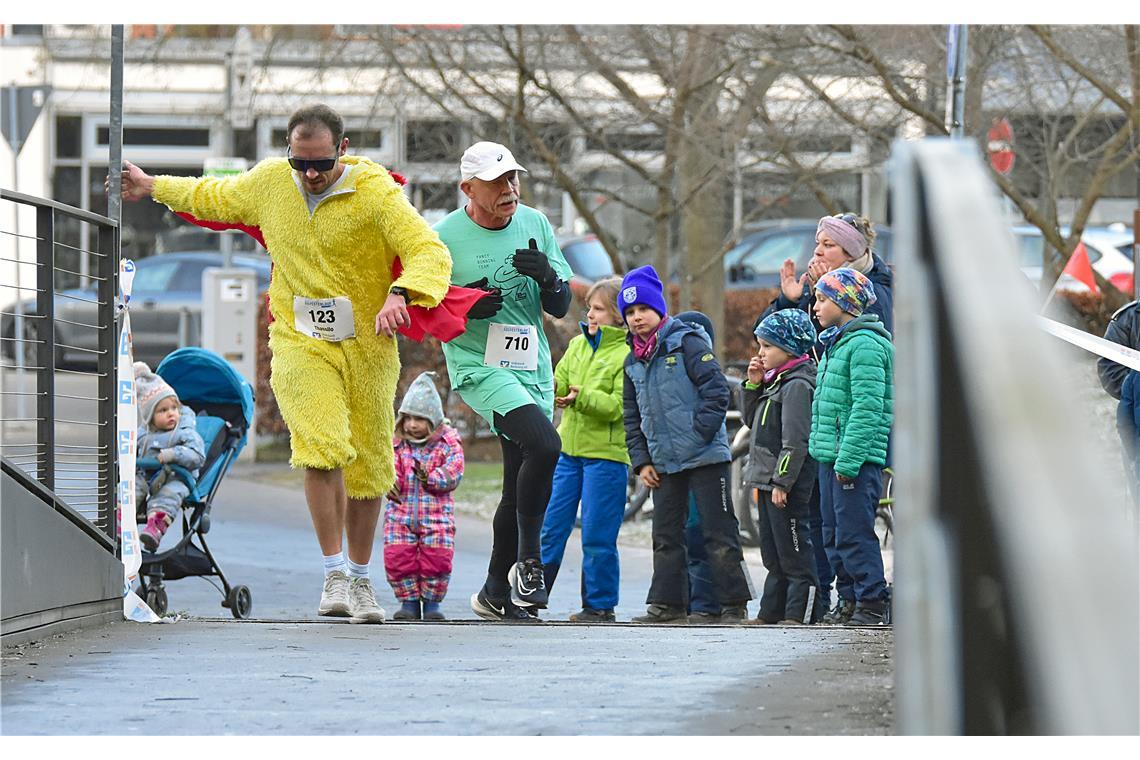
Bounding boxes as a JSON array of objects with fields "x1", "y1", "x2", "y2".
[{"x1": 136, "y1": 347, "x2": 255, "y2": 619}]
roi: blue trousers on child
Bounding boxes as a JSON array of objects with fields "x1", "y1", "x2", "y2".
[
  {"x1": 540, "y1": 453, "x2": 629, "y2": 611},
  {"x1": 685, "y1": 496, "x2": 720, "y2": 615},
  {"x1": 807, "y1": 480, "x2": 833, "y2": 615},
  {"x1": 818, "y1": 461, "x2": 888, "y2": 603}
]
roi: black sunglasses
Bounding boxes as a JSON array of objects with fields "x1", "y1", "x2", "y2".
[
  {"x1": 287, "y1": 149, "x2": 339, "y2": 173},
  {"x1": 834, "y1": 212, "x2": 867, "y2": 234}
]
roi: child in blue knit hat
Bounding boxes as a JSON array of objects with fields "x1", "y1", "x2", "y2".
[
  {"x1": 809, "y1": 267, "x2": 893, "y2": 626},
  {"x1": 619, "y1": 265, "x2": 754, "y2": 624},
  {"x1": 743, "y1": 309, "x2": 821, "y2": 624}
]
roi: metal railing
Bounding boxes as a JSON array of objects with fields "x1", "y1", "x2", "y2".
[
  {"x1": 1, "y1": 188, "x2": 118, "y2": 545},
  {"x1": 890, "y1": 139, "x2": 1138, "y2": 734}
]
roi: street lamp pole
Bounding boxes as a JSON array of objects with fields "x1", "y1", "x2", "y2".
[{"x1": 945, "y1": 24, "x2": 969, "y2": 139}]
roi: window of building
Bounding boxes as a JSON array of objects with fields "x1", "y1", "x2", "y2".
[
  {"x1": 55, "y1": 115, "x2": 82, "y2": 159},
  {"x1": 476, "y1": 122, "x2": 575, "y2": 165},
  {"x1": 233, "y1": 127, "x2": 258, "y2": 163},
  {"x1": 350, "y1": 129, "x2": 383, "y2": 149},
  {"x1": 405, "y1": 121, "x2": 462, "y2": 163},
  {"x1": 585, "y1": 130, "x2": 665, "y2": 154},
  {"x1": 790, "y1": 134, "x2": 854, "y2": 154},
  {"x1": 50, "y1": 167, "x2": 85, "y2": 289},
  {"x1": 88, "y1": 165, "x2": 211, "y2": 259},
  {"x1": 744, "y1": 172, "x2": 860, "y2": 222},
  {"x1": 410, "y1": 182, "x2": 458, "y2": 217},
  {"x1": 96, "y1": 126, "x2": 211, "y2": 148},
  {"x1": 271, "y1": 127, "x2": 382, "y2": 151}
]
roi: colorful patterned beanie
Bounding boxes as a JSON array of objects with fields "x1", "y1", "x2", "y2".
[
  {"x1": 814, "y1": 267, "x2": 877, "y2": 316},
  {"x1": 754, "y1": 308, "x2": 817, "y2": 357}
]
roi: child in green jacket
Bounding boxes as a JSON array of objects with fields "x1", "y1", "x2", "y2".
[
  {"x1": 540, "y1": 277, "x2": 630, "y2": 622},
  {"x1": 809, "y1": 267, "x2": 893, "y2": 626}
]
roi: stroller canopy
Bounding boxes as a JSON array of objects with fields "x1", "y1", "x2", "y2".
[{"x1": 156, "y1": 347, "x2": 255, "y2": 434}]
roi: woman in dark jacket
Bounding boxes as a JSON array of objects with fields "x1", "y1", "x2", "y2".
[{"x1": 759, "y1": 213, "x2": 893, "y2": 345}]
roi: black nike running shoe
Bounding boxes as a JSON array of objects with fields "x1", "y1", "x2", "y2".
[{"x1": 508, "y1": 558, "x2": 549, "y2": 609}]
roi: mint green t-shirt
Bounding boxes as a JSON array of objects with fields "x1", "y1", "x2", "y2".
[{"x1": 434, "y1": 204, "x2": 573, "y2": 388}]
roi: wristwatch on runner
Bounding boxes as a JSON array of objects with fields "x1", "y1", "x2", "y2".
[{"x1": 389, "y1": 286, "x2": 409, "y2": 301}]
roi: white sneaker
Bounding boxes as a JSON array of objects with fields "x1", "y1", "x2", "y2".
[
  {"x1": 348, "y1": 577, "x2": 386, "y2": 624},
  {"x1": 318, "y1": 570, "x2": 351, "y2": 617}
]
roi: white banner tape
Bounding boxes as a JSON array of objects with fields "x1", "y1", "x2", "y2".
[
  {"x1": 116, "y1": 258, "x2": 160, "y2": 623},
  {"x1": 1038, "y1": 316, "x2": 1140, "y2": 373}
]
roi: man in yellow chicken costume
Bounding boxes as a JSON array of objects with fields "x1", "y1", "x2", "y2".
[{"x1": 117, "y1": 104, "x2": 451, "y2": 624}]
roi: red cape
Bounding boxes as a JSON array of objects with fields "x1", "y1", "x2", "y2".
[{"x1": 173, "y1": 174, "x2": 481, "y2": 343}]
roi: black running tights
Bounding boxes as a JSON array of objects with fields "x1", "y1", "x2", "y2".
[{"x1": 485, "y1": 404, "x2": 562, "y2": 594}]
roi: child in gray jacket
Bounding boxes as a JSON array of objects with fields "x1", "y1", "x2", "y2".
[
  {"x1": 135, "y1": 362, "x2": 206, "y2": 552},
  {"x1": 743, "y1": 309, "x2": 821, "y2": 624}
]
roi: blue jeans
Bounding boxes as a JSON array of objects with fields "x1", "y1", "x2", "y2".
[
  {"x1": 818, "y1": 461, "x2": 887, "y2": 603},
  {"x1": 540, "y1": 454, "x2": 628, "y2": 611}
]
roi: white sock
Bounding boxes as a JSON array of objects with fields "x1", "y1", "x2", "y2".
[
  {"x1": 323, "y1": 552, "x2": 347, "y2": 576},
  {"x1": 347, "y1": 559, "x2": 369, "y2": 579}
]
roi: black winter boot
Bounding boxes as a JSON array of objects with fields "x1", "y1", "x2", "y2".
[
  {"x1": 822, "y1": 597, "x2": 857, "y2": 625},
  {"x1": 845, "y1": 598, "x2": 890, "y2": 626}
]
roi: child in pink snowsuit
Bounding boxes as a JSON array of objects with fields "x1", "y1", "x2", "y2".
[{"x1": 384, "y1": 372, "x2": 464, "y2": 621}]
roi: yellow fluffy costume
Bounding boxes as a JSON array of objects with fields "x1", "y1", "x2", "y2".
[{"x1": 152, "y1": 156, "x2": 451, "y2": 498}]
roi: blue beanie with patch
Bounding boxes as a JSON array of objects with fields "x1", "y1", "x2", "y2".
[
  {"x1": 755, "y1": 308, "x2": 817, "y2": 357},
  {"x1": 618, "y1": 265, "x2": 668, "y2": 322}
]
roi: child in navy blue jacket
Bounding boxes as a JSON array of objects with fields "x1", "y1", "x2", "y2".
[{"x1": 620, "y1": 266, "x2": 754, "y2": 623}]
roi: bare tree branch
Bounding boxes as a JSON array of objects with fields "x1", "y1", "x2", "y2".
[{"x1": 1029, "y1": 25, "x2": 1135, "y2": 120}]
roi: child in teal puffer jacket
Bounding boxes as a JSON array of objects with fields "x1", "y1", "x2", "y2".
[{"x1": 808, "y1": 267, "x2": 893, "y2": 626}]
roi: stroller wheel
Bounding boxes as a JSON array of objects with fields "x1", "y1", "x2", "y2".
[
  {"x1": 146, "y1": 586, "x2": 168, "y2": 617},
  {"x1": 226, "y1": 585, "x2": 252, "y2": 619}
]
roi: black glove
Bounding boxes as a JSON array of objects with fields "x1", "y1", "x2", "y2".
[
  {"x1": 512, "y1": 238, "x2": 559, "y2": 291},
  {"x1": 462, "y1": 277, "x2": 503, "y2": 320}
]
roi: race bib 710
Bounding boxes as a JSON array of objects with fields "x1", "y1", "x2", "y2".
[{"x1": 484, "y1": 323, "x2": 538, "y2": 370}]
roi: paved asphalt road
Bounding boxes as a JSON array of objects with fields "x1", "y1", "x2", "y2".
[
  {"x1": 3, "y1": 369, "x2": 894, "y2": 735},
  {"x1": 2, "y1": 464, "x2": 894, "y2": 735}
]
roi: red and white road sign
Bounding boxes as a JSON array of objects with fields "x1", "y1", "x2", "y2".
[{"x1": 988, "y1": 118, "x2": 1015, "y2": 175}]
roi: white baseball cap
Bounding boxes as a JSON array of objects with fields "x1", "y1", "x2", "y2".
[{"x1": 460, "y1": 141, "x2": 528, "y2": 182}]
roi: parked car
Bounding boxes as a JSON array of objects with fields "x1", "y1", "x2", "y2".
[
  {"x1": 2, "y1": 251, "x2": 271, "y2": 369},
  {"x1": 724, "y1": 218, "x2": 894, "y2": 290},
  {"x1": 1014, "y1": 224, "x2": 1135, "y2": 294},
  {"x1": 557, "y1": 233, "x2": 618, "y2": 297}
]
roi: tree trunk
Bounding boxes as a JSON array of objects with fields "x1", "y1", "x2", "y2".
[{"x1": 677, "y1": 30, "x2": 730, "y2": 355}]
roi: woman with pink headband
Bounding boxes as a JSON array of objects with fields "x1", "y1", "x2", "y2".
[
  {"x1": 755, "y1": 212, "x2": 893, "y2": 623},
  {"x1": 765, "y1": 213, "x2": 893, "y2": 338}
]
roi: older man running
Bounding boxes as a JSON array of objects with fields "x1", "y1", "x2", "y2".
[{"x1": 433, "y1": 141, "x2": 573, "y2": 622}]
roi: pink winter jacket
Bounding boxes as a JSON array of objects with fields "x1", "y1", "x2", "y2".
[{"x1": 388, "y1": 424, "x2": 464, "y2": 526}]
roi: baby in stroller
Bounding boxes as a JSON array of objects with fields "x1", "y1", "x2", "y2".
[
  {"x1": 134, "y1": 347, "x2": 254, "y2": 618},
  {"x1": 134, "y1": 361, "x2": 206, "y2": 551}
]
